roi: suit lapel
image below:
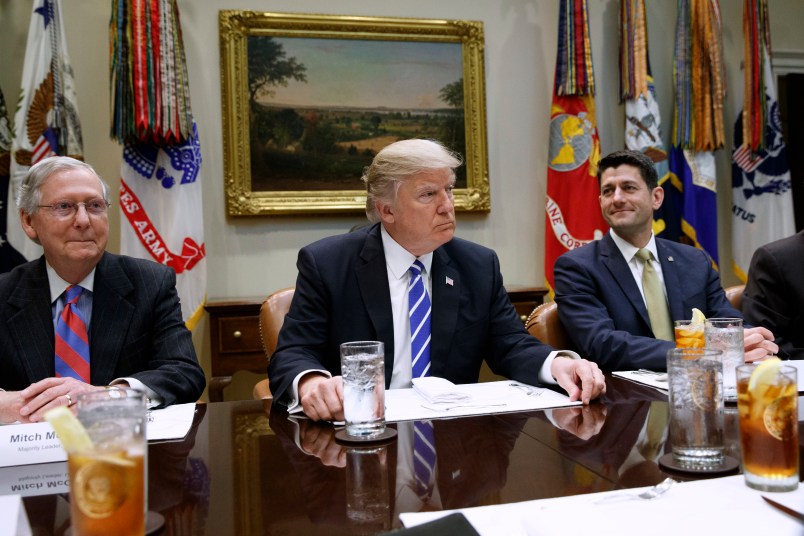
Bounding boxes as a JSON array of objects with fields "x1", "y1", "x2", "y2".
[
  {"x1": 356, "y1": 227, "x2": 395, "y2": 386},
  {"x1": 656, "y1": 240, "x2": 685, "y2": 320},
  {"x1": 430, "y1": 246, "x2": 458, "y2": 362},
  {"x1": 7, "y1": 259, "x2": 56, "y2": 382},
  {"x1": 600, "y1": 234, "x2": 652, "y2": 330},
  {"x1": 89, "y1": 253, "x2": 136, "y2": 385}
]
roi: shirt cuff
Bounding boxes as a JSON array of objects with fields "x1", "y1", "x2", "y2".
[
  {"x1": 112, "y1": 377, "x2": 160, "y2": 409},
  {"x1": 538, "y1": 350, "x2": 581, "y2": 385},
  {"x1": 286, "y1": 369, "x2": 332, "y2": 414}
]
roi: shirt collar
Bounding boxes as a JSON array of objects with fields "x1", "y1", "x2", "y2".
[
  {"x1": 609, "y1": 229, "x2": 659, "y2": 263},
  {"x1": 46, "y1": 263, "x2": 96, "y2": 304},
  {"x1": 380, "y1": 225, "x2": 433, "y2": 280}
]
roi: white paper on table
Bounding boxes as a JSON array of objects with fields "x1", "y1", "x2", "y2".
[
  {"x1": 612, "y1": 370, "x2": 669, "y2": 391},
  {"x1": 385, "y1": 380, "x2": 581, "y2": 422},
  {"x1": 400, "y1": 475, "x2": 804, "y2": 536},
  {"x1": 0, "y1": 403, "x2": 197, "y2": 468},
  {"x1": 0, "y1": 495, "x2": 33, "y2": 536},
  {"x1": 146, "y1": 402, "x2": 197, "y2": 442}
]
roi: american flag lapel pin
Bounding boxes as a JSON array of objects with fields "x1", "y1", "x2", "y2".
[{"x1": 445, "y1": 276, "x2": 454, "y2": 286}]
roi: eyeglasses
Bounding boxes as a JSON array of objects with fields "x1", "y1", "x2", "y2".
[{"x1": 37, "y1": 199, "x2": 111, "y2": 219}]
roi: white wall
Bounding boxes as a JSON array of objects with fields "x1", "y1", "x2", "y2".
[{"x1": 2, "y1": 0, "x2": 803, "y2": 398}]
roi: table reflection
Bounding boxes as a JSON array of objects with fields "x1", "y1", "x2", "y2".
[
  {"x1": 8, "y1": 382, "x2": 801, "y2": 536},
  {"x1": 268, "y1": 410, "x2": 527, "y2": 531}
]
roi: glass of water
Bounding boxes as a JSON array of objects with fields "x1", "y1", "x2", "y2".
[
  {"x1": 340, "y1": 341, "x2": 386, "y2": 438},
  {"x1": 667, "y1": 347, "x2": 725, "y2": 468},
  {"x1": 705, "y1": 318, "x2": 743, "y2": 401}
]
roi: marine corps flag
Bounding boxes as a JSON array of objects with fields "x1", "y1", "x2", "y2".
[
  {"x1": 544, "y1": 0, "x2": 607, "y2": 295},
  {"x1": 112, "y1": 0, "x2": 206, "y2": 328},
  {"x1": 8, "y1": 0, "x2": 83, "y2": 261},
  {"x1": 731, "y1": 0, "x2": 794, "y2": 282}
]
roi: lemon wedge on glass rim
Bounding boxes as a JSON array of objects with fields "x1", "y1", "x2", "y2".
[
  {"x1": 44, "y1": 406, "x2": 93, "y2": 454},
  {"x1": 690, "y1": 308, "x2": 706, "y2": 324},
  {"x1": 748, "y1": 357, "x2": 782, "y2": 394}
]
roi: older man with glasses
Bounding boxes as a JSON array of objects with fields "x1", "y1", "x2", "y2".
[{"x1": 0, "y1": 156, "x2": 205, "y2": 424}]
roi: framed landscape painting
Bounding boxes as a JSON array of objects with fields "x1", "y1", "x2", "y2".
[{"x1": 219, "y1": 11, "x2": 489, "y2": 215}]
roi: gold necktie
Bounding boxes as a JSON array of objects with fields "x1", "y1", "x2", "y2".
[{"x1": 635, "y1": 248, "x2": 673, "y2": 341}]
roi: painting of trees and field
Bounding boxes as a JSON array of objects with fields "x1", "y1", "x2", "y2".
[{"x1": 247, "y1": 36, "x2": 466, "y2": 192}]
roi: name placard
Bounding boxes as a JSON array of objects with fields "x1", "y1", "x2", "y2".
[
  {"x1": 0, "y1": 403, "x2": 197, "y2": 468},
  {"x1": 0, "y1": 423, "x2": 66, "y2": 468}
]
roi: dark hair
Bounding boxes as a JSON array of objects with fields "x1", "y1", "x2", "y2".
[{"x1": 597, "y1": 150, "x2": 659, "y2": 190}]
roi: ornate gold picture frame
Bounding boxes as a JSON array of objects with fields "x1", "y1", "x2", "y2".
[{"x1": 219, "y1": 11, "x2": 489, "y2": 216}]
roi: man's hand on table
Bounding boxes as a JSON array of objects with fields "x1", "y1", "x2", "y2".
[
  {"x1": 299, "y1": 374, "x2": 344, "y2": 422},
  {"x1": 18, "y1": 377, "x2": 106, "y2": 423},
  {"x1": 743, "y1": 326, "x2": 779, "y2": 362},
  {"x1": 551, "y1": 357, "x2": 607, "y2": 404}
]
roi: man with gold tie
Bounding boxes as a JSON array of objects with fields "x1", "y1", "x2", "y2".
[
  {"x1": 554, "y1": 150, "x2": 778, "y2": 371},
  {"x1": 0, "y1": 156, "x2": 205, "y2": 424},
  {"x1": 268, "y1": 139, "x2": 607, "y2": 422}
]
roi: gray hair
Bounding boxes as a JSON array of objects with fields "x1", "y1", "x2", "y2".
[
  {"x1": 361, "y1": 139, "x2": 462, "y2": 223},
  {"x1": 16, "y1": 156, "x2": 110, "y2": 214}
]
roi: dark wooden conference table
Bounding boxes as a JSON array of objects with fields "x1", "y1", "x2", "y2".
[{"x1": 16, "y1": 375, "x2": 804, "y2": 535}]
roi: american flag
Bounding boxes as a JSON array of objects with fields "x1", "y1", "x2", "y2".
[{"x1": 732, "y1": 144, "x2": 766, "y2": 173}]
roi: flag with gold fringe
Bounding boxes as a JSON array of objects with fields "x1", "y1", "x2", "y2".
[
  {"x1": 544, "y1": 0, "x2": 608, "y2": 296},
  {"x1": 668, "y1": 0, "x2": 726, "y2": 266},
  {"x1": 0, "y1": 88, "x2": 27, "y2": 273},
  {"x1": 619, "y1": 0, "x2": 677, "y2": 241},
  {"x1": 8, "y1": 0, "x2": 83, "y2": 262},
  {"x1": 731, "y1": 0, "x2": 794, "y2": 282},
  {"x1": 112, "y1": 0, "x2": 206, "y2": 328}
]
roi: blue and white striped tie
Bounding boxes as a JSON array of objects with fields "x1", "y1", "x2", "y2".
[{"x1": 408, "y1": 260, "x2": 431, "y2": 378}]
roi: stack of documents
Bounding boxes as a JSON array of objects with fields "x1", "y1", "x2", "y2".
[{"x1": 385, "y1": 379, "x2": 581, "y2": 421}]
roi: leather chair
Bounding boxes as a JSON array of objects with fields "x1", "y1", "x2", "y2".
[
  {"x1": 525, "y1": 301, "x2": 574, "y2": 350},
  {"x1": 724, "y1": 284, "x2": 744, "y2": 312},
  {"x1": 252, "y1": 287, "x2": 295, "y2": 400}
]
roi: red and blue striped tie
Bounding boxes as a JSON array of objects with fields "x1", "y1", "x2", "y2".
[{"x1": 54, "y1": 285, "x2": 90, "y2": 383}]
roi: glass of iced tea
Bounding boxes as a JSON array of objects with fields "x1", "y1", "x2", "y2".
[
  {"x1": 736, "y1": 361, "x2": 798, "y2": 492},
  {"x1": 674, "y1": 320, "x2": 705, "y2": 348},
  {"x1": 69, "y1": 388, "x2": 147, "y2": 536}
]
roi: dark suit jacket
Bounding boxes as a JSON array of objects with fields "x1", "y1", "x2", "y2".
[
  {"x1": 554, "y1": 233, "x2": 740, "y2": 371},
  {"x1": 0, "y1": 253, "x2": 205, "y2": 406},
  {"x1": 743, "y1": 230, "x2": 804, "y2": 360},
  {"x1": 268, "y1": 224, "x2": 554, "y2": 402}
]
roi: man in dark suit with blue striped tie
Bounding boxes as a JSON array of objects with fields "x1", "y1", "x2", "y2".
[
  {"x1": 268, "y1": 139, "x2": 606, "y2": 422},
  {"x1": 0, "y1": 156, "x2": 204, "y2": 424}
]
